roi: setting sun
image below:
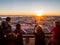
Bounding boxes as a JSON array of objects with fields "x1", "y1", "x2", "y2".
[
  {"x1": 35, "y1": 11, "x2": 42, "y2": 16},
  {"x1": 37, "y1": 13, "x2": 42, "y2": 16}
]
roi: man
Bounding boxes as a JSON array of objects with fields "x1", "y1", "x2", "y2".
[{"x1": 1, "y1": 17, "x2": 13, "y2": 45}]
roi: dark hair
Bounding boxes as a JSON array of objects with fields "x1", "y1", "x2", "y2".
[
  {"x1": 36, "y1": 25, "x2": 44, "y2": 35},
  {"x1": 6, "y1": 17, "x2": 11, "y2": 22},
  {"x1": 34, "y1": 24, "x2": 38, "y2": 30},
  {"x1": 16, "y1": 23, "x2": 21, "y2": 30},
  {"x1": 55, "y1": 20, "x2": 60, "y2": 27},
  {"x1": 37, "y1": 25, "x2": 43, "y2": 31}
]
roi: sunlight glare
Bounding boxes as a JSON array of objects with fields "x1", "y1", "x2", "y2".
[
  {"x1": 37, "y1": 13, "x2": 42, "y2": 16},
  {"x1": 35, "y1": 11, "x2": 42, "y2": 16}
]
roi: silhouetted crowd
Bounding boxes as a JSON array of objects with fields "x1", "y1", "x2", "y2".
[{"x1": 0, "y1": 17, "x2": 60, "y2": 45}]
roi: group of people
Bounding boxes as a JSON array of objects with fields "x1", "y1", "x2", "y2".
[
  {"x1": 0, "y1": 17, "x2": 24, "y2": 45},
  {"x1": 0, "y1": 17, "x2": 60, "y2": 45},
  {"x1": 34, "y1": 20, "x2": 60, "y2": 45}
]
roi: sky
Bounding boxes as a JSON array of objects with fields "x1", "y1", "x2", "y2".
[{"x1": 0, "y1": 0, "x2": 60, "y2": 16}]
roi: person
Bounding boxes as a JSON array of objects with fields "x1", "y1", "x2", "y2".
[
  {"x1": 0, "y1": 24, "x2": 3, "y2": 45},
  {"x1": 1, "y1": 17, "x2": 13, "y2": 45},
  {"x1": 34, "y1": 24, "x2": 38, "y2": 30},
  {"x1": 34, "y1": 25, "x2": 46, "y2": 45},
  {"x1": 14, "y1": 23, "x2": 24, "y2": 45},
  {"x1": 51, "y1": 20, "x2": 60, "y2": 45}
]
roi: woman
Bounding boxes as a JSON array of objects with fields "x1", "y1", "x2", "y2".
[
  {"x1": 34, "y1": 25, "x2": 46, "y2": 45},
  {"x1": 14, "y1": 23, "x2": 24, "y2": 45},
  {"x1": 51, "y1": 20, "x2": 60, "y2": 45}
]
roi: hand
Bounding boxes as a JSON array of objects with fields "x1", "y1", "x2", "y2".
[
  {"x1": 35, "y1": 30, "x2": 37, "y2": 33},
  {"x1": 13, "y1": 33, "x2": 19, "y2": 38},
  {"x1": 4, "y1": 35, "x2": 7, "y2": 37}
]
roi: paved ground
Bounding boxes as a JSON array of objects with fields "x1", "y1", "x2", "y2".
[
  {"x1": 23, "y1": 38, "x2": 35, "y2": 45},
  {"x1": 23, "y1": 38, "x2": 50, "y2": 45}
]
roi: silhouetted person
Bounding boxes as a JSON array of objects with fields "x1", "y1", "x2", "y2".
[
  {"x1": 14, "y1": 23, "x2": 24, "y2": 45},
  {"x1": 0, "y1": 24, "x2": 3, "y2": 45},
  {"x1": 51, "y1": 20, "x2": 60, "y2": 45},
  {"x1": 1, "y1": 17, "x2": 13, "y2": 45},
  {"x1": 34, "y1": 25, "x2": 46, "y2": 45}
]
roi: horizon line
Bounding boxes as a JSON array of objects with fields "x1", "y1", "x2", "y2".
[{"x1": 0, "y1": 15, "x2": 60, "y2": 16}]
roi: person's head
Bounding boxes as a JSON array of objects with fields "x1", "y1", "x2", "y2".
[
  {"x1": 36, "y1": 25, "x2": 42, "y2": 30},
  {"x1": 35, "y1": 24, "x2": 38, "y2": 27},
  {"x1": 6, "y1": 17, "x2": 11, "y2": 22},
  {"x1": 34, "y1": 24, "x2": 38, "y2": 30},
  {"x1": 54, "y1": 20, "x2": 60, "y2": 27},
  {"x1": 16, "y1": 23, "x2": 21, "y2": 30},
  {"x1": 35, "y1": 25, "x2": 43, "y2": 33}
]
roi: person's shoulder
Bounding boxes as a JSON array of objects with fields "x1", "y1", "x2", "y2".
[
  {"x1": 52, "y1": 26, "x2": 56, "y2": 29},
  {"x1": 2, "y1": 21, "x2": 6, "y2": 23}
]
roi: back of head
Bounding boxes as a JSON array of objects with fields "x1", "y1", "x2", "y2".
[
  {"x1": 54, "y1": 20, "x2": 60, "y2": 27},
  {"x1": 6, "y1": 17, "x2": 11, "y2": 22},
  {"x1": 16, "y1": 23, "x2": 21, "y2": 30},
  {"x1": 36, "y1": 25, "x2": 43, "y2": 32},
  {"x1": 36, "y1": 25, "x2": 45, "y2": 36},
  {"x1": 34, "y1": 24, "x2": 38, "y2": 30}
]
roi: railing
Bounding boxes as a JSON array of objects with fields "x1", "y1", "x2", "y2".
[{"x1": 22, "y1": 33, "x2": 51, "y2": 38}]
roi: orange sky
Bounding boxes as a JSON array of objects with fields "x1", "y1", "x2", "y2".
[
  {"x1": 0, "y1": 12, "x2": 60, "y2": 16},
  {"x1": 0, "y1": 0, "x2": 60, "y2": 16}
]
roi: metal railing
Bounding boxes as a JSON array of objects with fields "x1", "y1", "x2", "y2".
[{"x1": 22, "y1": 33, "x2": 51, "y2": 38}]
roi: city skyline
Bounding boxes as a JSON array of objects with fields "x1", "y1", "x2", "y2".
[{"x1": 0, "y1": 0, "x2": 60, "y2": 16}]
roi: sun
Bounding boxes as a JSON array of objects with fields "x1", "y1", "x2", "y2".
[
  {"x1": 35, "y1": 11, "x2": 42, "y2": 16},
  {"x1": 37, "y1": 13, "x2": 42, "y2": 16}
]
